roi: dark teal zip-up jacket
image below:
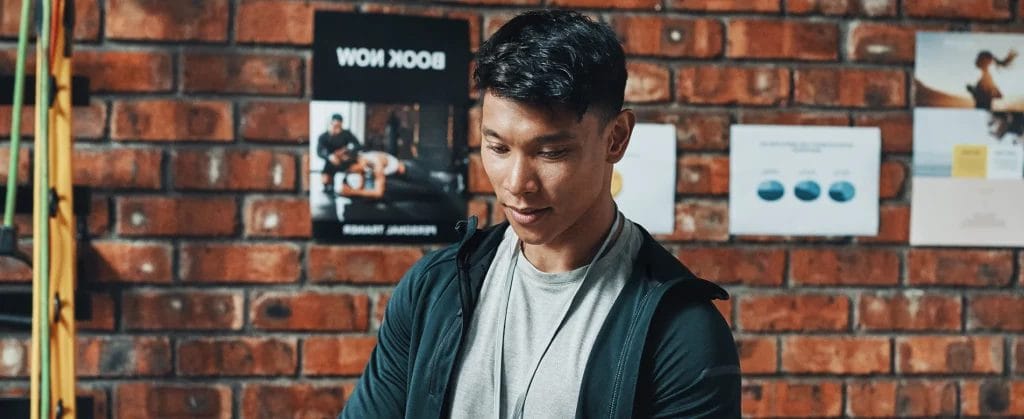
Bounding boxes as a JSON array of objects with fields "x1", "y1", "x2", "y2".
[{"x1": 340, "y1": 217, "x2": 741, "y2": 418}]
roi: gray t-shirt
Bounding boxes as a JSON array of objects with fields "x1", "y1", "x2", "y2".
[{"x1": 447, "y1": 217, "x2": 643, "y2": 418}]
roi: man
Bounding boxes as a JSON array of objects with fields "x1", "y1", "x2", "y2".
[
  {"x1": 317, "y1": 113, "x2": 362, "y2": 194},
  {"x1": 340, "y1": 10, "x2": 739, "y2": 418}
]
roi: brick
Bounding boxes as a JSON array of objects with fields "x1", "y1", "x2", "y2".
[
  {"x1": 624, "y1": 62, "x2": 670, "y2": 103},
  {"x1": 0, "y1": 338, "x2": 28, "y2": 377},
  {"x1": 634, "y1": 110, "x2": 730, "y2": 151},
  {"x1": 742, "y1": 380, "x2": 842, "y2": 417},
  {"x1": 790, "y1": 248, "x2": 900, "y2": 285},
  {"x1": 75, "y1": 50, "x2": 173, "y2": 93},
  {"x1": 251, "y1": 291, "x2": 370, "y2": 332},
  {"x1": 879, "y1": 160, "x2": 905, "y2": 199},
  {"x1": 180, "y1": 243, "x2": 301, "y2": 283},
  {"x1": 677, "y1": 247, "x2": 785, "y2": 286},
  {"x1": 236, "y1": 1, "x2": 355, "y2": 45},
  {"x1": 303, "y1": 336, "x2": 377, "y2": 376},
  {"x1": 245, "y1": 197, "x2": 311, "y2": 238},
  {"x1": 737, "y1": 337, "x2": 777, "y2": 374},
  {"x1": 853, "y1": 112, "x2": 912, "y2": 153},
  {"x1": 445, "y1": 0, "x2": 540, "y2": 4},
  {"x1": 301, "y1": 153, "x2": 310, "y2": 192},
  {"x1": 308, "y1": 246, "x2": 422, "y2": 284},
  {"x1": 728, "y1": 20, "x2": 838, "y2": 61},
  {"x1": 856, "y1": 204, "x2": 909, "y2": 244},
  {"x1": 669, "y1": 0, "x2": 780, "y2": 12},
  {"x1": 656, "y1": 201, "x2": 729, "y2": 242},
  {"x1": 897, "y1": 336, "x2": 1003, "y2": 374},
  {"x1": 468, "y1": 153, "x2": 492, "y2": 193},
  {"x1": 677, "y1": 155, "x2": 729, "y2": 195},
  {"x1": 111, "y1": 100, "x2": 233, "y2": 142},
  {"x1": 116, "y1": 382, "x2": 231, "y2": 419},
  {"x1": 1017, "y1": 338, "x2": 1024, "y2": 373},
  {"x1": 858, "y1": 292, "x2": 961, "y2": 331},
  {"x1": 677, "y1": 66, "x2": 789, "y2": 106},
  {"x1": 78, "y1": 292, "x2": 116, "y2": 331},
  {"x1": 77, "y1": 336, "x2": 171, "y2": 377},
  {"x1": 468, "y1": 106, "x2": 482, "y2": 148},
  {"x1": 117, "y1": 197, "x2": 237, "y2": 237},
  {"x1": 172, "y1": 149, "x2": 296, "y2": 191},
  {"x1": 612, "y1": 17, "x2": 723, "y2": 58},
  {"x1": 1, "y1": 100, "x2": 105, "y2": 140},
  {"x1": 87, "y1": 195, "x2": 111, "y2": 236},
  {"x1": 73, "y1": 148, "x2": 162, "y2": 190},
  {"x1": 968, "y1": 295, "x2": 1024, "y2": 331},
  {"x1": 123, "y1": 290, "x2": 243, "y2": 331},
  {"x1": 904, "y1": 0, "x2": 1012, "y2": 20},
  {"x1": 549, "y1": 0, "x2": 659, "y2": 9},
  {"x1": 962, "y1": 380, "x2": 1024, "y2": 416},
  {"x1": 178, "y1": 338, "x2": 297, "y2": 376},
  {"x1": 0, "y1": 0, "x2": 97, "y2": 40},
  {"x1": 375, "y1": 292, "x2": 391, "y2": 326},
  {"x1": 782, "y1": 337, "x2": 890, "y2": 374},
  {"x1": 738, "y1": 110, "x2": 848, "y2": 126},
  {"x1": 106, "y1": 0, "x2": 229, "y2": 41},
  {"x1": 240, "y1": 101, "x2": 309, "y2": 143},
  {"x1": 740, "y1": 294, "x2": 849, "y2": 332},
  {"x1": 787, "y1": 0, "x2": 897, "y2": 16},
  {"x1": 182, "y1": 241, "x2": 299, "y2": 284},
  {"x1": 84, "y1": 241, "x2": 172, "y2": 283},
  {"x1": 0, "y1": 242, "x2": 31, "y2": 282},
  {"x1": 795, "y1": 68, "x2": 906, "y2": 108},
  {"x1": 0, "y1": 146, "x2": 31, "y2": 184},
  {"x1": 183, "y1": 53, "x2": 303, "y2": 96},
  {"x1": 908, "y1": 249, "x2": 1014, "y2": 286},
  {"x1": 241, "y1": 384, "x2": 348, "y2": 419},
  {"x1": 847, "y1": 23, "x2": 921, "y2": 64},
  {"x1": 847, "y1": 380, "x2": 957, "y2": 417}
]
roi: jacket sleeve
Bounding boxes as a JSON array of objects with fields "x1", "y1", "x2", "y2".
[
  {"x1": 636, "y1": 298, "x2": 741, "y2": 419},
  {"x1": 339, "y1": 254, "x2": 432, "y2": 418}
]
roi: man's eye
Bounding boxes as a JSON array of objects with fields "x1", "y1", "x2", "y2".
[
  {"x1": 539, "y1": 149, "x2": 568, "y2": 159},
  {"x1": 487, "y1": 144, "x2": 509, "y2": 154}
]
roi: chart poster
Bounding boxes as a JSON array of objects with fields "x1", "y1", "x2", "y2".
[
  {"x1": 729, "y1": 125, "x2": 880, "y2": 236},
  {"x1": 613, "y1": 123, "x2": 676, "y2": 234},
  {"x1": 310, "y1": 12, "x2": 470, "y2": 243},
  {"x1": 911, "y1": 32, "x2": 1024, "y2": 246}
]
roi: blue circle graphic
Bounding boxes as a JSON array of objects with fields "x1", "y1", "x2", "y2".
[
  {"x1": 794, "y1": 180, "x2": 821, "y2": 201},
  {"x1": 756, "y1": 180, "x2": 785, "y2": 201},
  {"x1": 828, "y1": 181, "x2": 856, "y2": 202}
]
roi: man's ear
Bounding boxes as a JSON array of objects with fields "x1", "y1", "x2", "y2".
[{"x1": 606, "y1": 109, "x2": 635, "y2": 164}]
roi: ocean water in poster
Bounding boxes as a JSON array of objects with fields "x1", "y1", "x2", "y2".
[{"x1": 911, "y1": 32, "x2": 1024, "y2": 247}]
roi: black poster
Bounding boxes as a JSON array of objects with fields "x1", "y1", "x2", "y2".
[{"x1": 310, "y1": 12, "x2": 470, "y2": 243}]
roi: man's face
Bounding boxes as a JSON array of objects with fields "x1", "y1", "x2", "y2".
[
  {"x1": 480, "y1": 92, "x2": 619, "y2": 246},
  {"x1": 330, "y1": 119, "x2": 343, "y2": 135}
]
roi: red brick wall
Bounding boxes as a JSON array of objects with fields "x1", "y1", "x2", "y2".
[{"x1": 1, "y1": 0, "x2": 1023, "y2": 417}]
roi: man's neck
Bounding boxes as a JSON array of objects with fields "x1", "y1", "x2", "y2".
[{"x1": 521, "y1": 198, "x2": 617, "y2": 274}]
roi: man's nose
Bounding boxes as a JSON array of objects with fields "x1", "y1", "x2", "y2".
[{"x1": 503, "y1": 154, "x2": 538, "y2": 196}]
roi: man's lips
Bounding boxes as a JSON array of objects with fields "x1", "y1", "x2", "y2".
[{"x1": 504, "y1": 205, "x2": 551, "y2": 225}]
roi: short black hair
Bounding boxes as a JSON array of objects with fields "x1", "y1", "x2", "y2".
[
  {"x1": 331, "y1": 114, "x2": 344, "y2": 122},
  {"x1": 474, "y1": 10, "x2": 627, "y2": 121}
]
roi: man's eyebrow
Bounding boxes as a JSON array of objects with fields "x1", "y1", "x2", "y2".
[{"x1": 481, "y1": 127, "x2": 576, "y2": 144}]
